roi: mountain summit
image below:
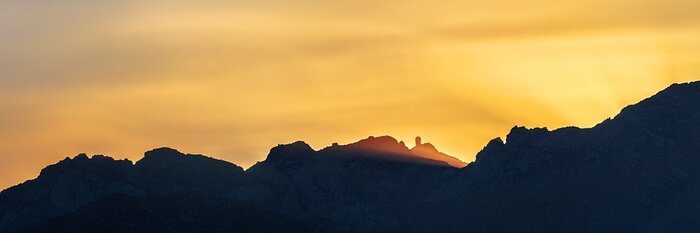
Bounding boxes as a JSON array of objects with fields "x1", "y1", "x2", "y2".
[
  {"x1": 411, "y1": 137, "x2": 467, "y2": 168},
  {"x1": 2, "y1": 81, "x2": 700, "y2": 233}
]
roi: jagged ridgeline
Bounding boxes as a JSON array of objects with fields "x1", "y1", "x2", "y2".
[{"x1": 1, "y1": 81, "x2": 700, "y2": 233}]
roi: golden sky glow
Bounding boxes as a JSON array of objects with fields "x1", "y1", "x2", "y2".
[{"x1": 1, "y1": 0, "x2": 699, "y2": 189}]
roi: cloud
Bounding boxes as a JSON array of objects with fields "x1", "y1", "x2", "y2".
[
  {"x1": 0, "y1": 0, "x2": 699, "y2": 189},
  {"x1": 432, "y1": 0, "x2": 700, "y2": 41}
]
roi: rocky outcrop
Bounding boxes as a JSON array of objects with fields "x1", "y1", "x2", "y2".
[{"x1": 411, "y1": 140, "x2": 467, "y2": 168}]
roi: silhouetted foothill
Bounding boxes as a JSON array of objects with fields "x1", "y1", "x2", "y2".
[
  {"x1": 506, "y1": 126, "x2": 549, "y2": 145},
  {"x1": 3, "y1": 81, "x2": 700, "y2": 233},
  {"x1": 143, "y1": 147, "x2": 182, "y2": 158},
  {"x1": 411, "y1": 139, "x2": 467, "y2": 168},
  {"x1": 137, "y1": 147, "x2": 245, "y2": 174},
  {"x1": 38, "y1": 153, "x2": 133, "y2": 179},
  {"x1": 347, "y1": 135, "x2": 413, "y2": 155},
  {"x1": 265, "y1": 141, "x2": 315, "y2": 164}
]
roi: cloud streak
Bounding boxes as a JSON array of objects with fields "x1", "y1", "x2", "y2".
[{"x1": 0, "y1": 0, "x2": 699, "y2": 189}]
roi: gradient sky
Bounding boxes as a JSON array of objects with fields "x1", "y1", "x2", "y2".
[{"x1": 1, "y1": 0, "x2": 699, "y2": 189}]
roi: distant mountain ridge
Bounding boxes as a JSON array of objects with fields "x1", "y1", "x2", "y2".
[
  {"x1": 0, "y1": 136, "x2": 459, "y2": 233},
  {"x1": 1, "y1": 81, "x2": 700, "y2": 233}
]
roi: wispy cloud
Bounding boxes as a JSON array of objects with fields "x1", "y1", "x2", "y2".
[{"x1": 0, "y1": 0, "x2": 699, "y2": 189}]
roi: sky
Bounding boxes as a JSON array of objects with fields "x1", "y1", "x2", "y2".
[{"x1": 1, "y1": 0, "x2": 699, "y2": 189}]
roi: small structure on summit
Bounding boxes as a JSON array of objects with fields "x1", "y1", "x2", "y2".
[{"x1": 411, "y1": 136, "x2": 468, "y2": 168}]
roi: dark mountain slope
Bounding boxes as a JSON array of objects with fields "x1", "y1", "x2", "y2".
[
  {"x1": 247, "y1": 137, "x2": 460, "y2": 232},
  {"x1": 0, "y1": 155, "x2": 139, "y2": 233},
  {"x1": 411, "y1": 142, "x2": 467, "y2": 168},
  {"x1": 0, "y1": 149, "x2": 274, "y2": 233},
  {"x1": 0, "y1": 138, "x2": 461, "y2": 233},
  {"x1": 12, "y1": 193, "x2": 336, "y2": 233},
  {"x1": 412, "y1": 81, "x2": 700, "y2": 233}
]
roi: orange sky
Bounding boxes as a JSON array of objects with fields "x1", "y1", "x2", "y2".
[{"x1": 1, "y1": 1, "x2": 699, "y2": 189}]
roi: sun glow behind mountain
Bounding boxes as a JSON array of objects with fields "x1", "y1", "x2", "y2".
[{"x1": 0, "y1": 0, "x2": 699, "y2": 189}]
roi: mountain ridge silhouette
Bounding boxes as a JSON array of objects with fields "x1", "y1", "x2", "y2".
[{"x1": 1, "y1": 81, "x2": 700, "y2": 233}]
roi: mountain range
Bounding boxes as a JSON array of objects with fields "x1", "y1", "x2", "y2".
[{"x1": 1, "y1": 81, "x2": 700, "y2": 232}]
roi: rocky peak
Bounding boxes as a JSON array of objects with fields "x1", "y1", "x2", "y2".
[
  {"x1": 265, "y1": 141, "x2": 316, "y2": 164},
  {"x1": 413, "y1": 142, "x2": 438, "y2": 152},
  {"x1": 74, "y1": 153, "x2": 89, "y2": 160},
  {"x1": 605, "y1": 81, "x2": 700, "y2": 127},
  {"x1": 481, "y1": 137, "x2": 505, "y2": 153},
  {"x1": 505, "y1": 126, "x2": 549, "y2": 145},
  {"x1": 347, "y1": 136, "x2": 412, "y2": 155},
  {"x1": 136, "y1": 147, "x2": 244, "y2": 175},
  {"x1": 38, "y1": 153, "x2": 132, "y2": 179},
  {"x1": 142, "y1": 147, "x2": 184, "y2": 159},
  {"x1": 411, "y1": 140, "x2": 468, "y2": 168}
]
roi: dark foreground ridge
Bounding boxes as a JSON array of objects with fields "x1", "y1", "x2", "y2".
[{"x1": 2, "y1": 81, "x2": 700, "y2": 233}]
